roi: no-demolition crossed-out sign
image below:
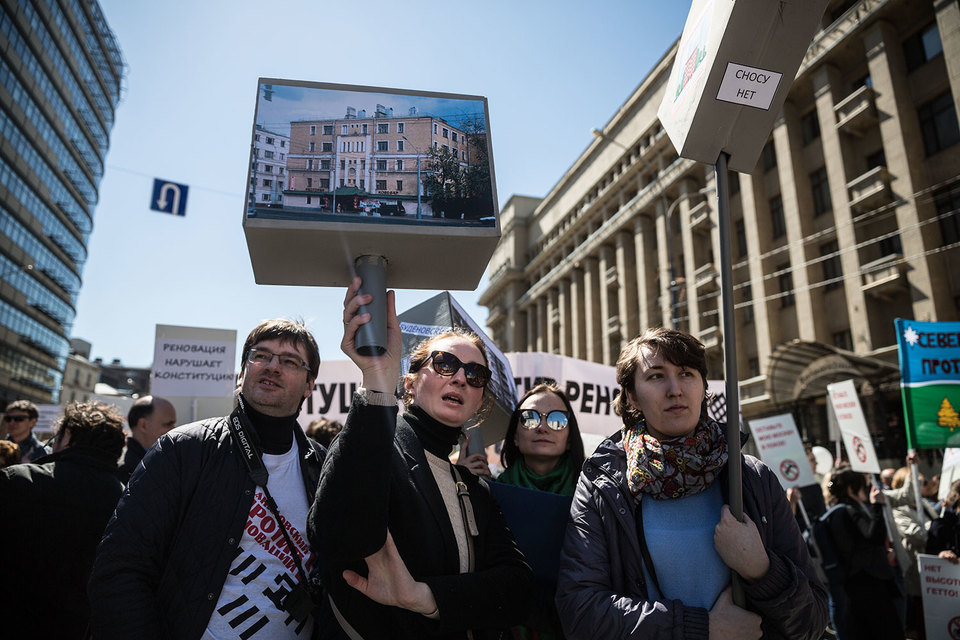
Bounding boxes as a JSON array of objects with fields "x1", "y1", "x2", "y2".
[
  {"x1": 747, "y1": 413, "x2": 817, "y2": 489},
  {"x1": 151, "y1": 178, "x2": 189, "y2": 217},
  {"x1": 827, "y1": 379, "x2": 881, "y2": 474}
]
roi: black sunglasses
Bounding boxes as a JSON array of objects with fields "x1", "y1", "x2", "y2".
[
  {"x1": 414, "y1": 350, "x2": 491, "y2": 388},
  {"x1": 2, "y1": 415, "x2": 29, "y2": 423},
  {"x1": 519, "y1": 409, "x2": 569, "y2": 431}
]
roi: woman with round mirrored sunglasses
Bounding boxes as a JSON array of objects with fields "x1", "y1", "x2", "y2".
[
  {"x1": 519, "y1": 408, "x2": 570, "y2": 431},
  {"x1": 497, "y1": 383, "x2": 585, "y2": 639},
  {"x1": 310, "y1": 278, "x2": 532, "y2": 640}
]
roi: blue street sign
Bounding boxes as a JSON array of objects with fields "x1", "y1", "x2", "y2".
[{"x1": 151, "y1": 179, "x2": 189, "y2": 216}]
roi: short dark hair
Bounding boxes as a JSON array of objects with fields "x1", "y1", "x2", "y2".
[
  {"x1": 827, "y1": 466, "x2": 868, "y2": 506},
  {"x1": 56, "y1": 402, "x2": 125, "y2": 459},
  {"x1": 305, "y1": 418, "x2": 343, "y2": 448},
  {"x1": 241, "y1": 319, "x2": 320, "y2": 379},
  {"x1": 614, "y1": 327, "x2": 708, "y2": 428},
  {"x1": 500, "y1": 382, "x2": 585, "y2": 472},
  {"x1": 127, "y1": 396, "x2": 157, "y2": 430},
  {"x1": 4, "y1": 400, "x2": 38, "y2": 420}
]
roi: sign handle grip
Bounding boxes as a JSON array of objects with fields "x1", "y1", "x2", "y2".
[{"x1": 355, "y1": 255, "x2": 388, "y2": 356}]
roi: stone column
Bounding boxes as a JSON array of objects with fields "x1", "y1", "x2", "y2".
[
  {"x1": 865, "y1": 20, "x2": 953, "y2": 320},
  {"x1": 616, "y1": 230, "x2": 639, "y2": 341},
  {"x1": 546, "y1": 287, "x2": 558, "y2": 354},
  {"x1": 772, "y1": 100, "x2": 817, "y2": 341},
  {"x1": 583, "y1": 256, "x2": 602, "y2": 362},
  {"x1": 598, "y1": 245, "x2": 615, "y2": 365},
  {"x1": 570, "y1": 267, "x2": 584, "y2": 359},
  {"x1": 812, "y1": 64, "x2": 869, "y2": 349},
  {"x1": 559, "y1": 277, "x2": 572, "y2": 356}
]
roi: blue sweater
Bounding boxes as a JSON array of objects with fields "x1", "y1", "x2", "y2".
[{"x1": 641, "y1": 481, "x2": 730, "y2": 609}]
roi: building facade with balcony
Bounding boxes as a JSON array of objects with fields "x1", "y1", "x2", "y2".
[
  {"x1": 249, "y1": 124, "x2": 289, "y2": 207},
  {"x1": 60, "y1": 337, "x2": 99, "y2": 405},
  {"x1": 480, "y1": 0, "x2": 960, "y2": 453},
  {"x1": 0, "y1": 0, "x2": 125, "y2": 407},
  {"x1": 284, "y1": 104, "x2": 474, "y2": 211}
]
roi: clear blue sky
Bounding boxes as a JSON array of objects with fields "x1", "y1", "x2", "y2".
[{"x1": 73, "y1": 0, "x2": 690, "y2": 368}]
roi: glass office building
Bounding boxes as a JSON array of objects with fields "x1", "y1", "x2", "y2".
[{"x1": 0, "y1": 0, "x2": 124, "y2": 406}]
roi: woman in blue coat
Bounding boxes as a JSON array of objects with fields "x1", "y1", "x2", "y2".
[{"x1": 555, "y1": 327, "x2": 828, "y2": 640}]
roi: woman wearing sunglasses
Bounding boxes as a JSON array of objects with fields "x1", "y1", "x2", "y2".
[
  {"x1": 498, "y1": 383, "x2": 585, "y2": 497},
  {"x1": 555, "y1": 327, "x2": 827, "y2": 640},
  {"x1": 308, "y1": 278, "x2": 532, "y2": 640}
]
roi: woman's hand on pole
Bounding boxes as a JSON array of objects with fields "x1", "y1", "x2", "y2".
[
  {"x1": 341, "y1": 276, "x2": 401, "y2": 394},
  {"x1": 714, "y1": 505, "x2": 770, "y2": 582},
  {"x1": 342, "y1": 529, "x2": 439, "y2": 617},
  {"x1": 708, "y1": 586, "x2": 762, "y2": 640}
]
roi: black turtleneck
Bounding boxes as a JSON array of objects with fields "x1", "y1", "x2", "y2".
[
  {"x1": 405, "y1": 405, "x2": 462, "y2": 459},
  {"x1": 240, "y1": 395, "x2": 299, "y2": 455}
]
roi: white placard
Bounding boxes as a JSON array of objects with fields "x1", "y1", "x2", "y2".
[
  {"x1": 297, "y1": 359, "x2": 362, "y2": 429},
  {"x1": 716, "y1": 62, "x2": 782, "y2": 110},
  {"x1": 917, "y1": 554, "x2": 960, "y2": 639},
  {"x1": 940, "y1": 448, "x2": 960, "y2": 502},
  {"x1": 152, "y1": 325, "x2": 237, "y2": 398},
  {"x1": 827, "y1": 379, "x2": 881, "y2": 474},
  {"x1": 747, "y1": 413, "x2": 817, "y2": 488},
  {"x1": 507, "y1": 352, "x2": 620, "y2": 438}
]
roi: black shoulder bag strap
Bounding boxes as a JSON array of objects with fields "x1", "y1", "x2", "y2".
[
  {"x1": 451, "y1": 465, "x2": 479, "y2": 572},
  {"x1": 634, "y1": 500, "x2": 665, "y2": 599},
  {"x1": 228, "y1": 395, "x2": 314, "y2": 624}
]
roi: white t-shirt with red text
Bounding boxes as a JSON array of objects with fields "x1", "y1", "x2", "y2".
[{"x1": 203, "y1": 445, "x2": 314, "y2": 640}]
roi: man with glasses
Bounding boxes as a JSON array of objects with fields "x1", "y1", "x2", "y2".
[
  {"x1": 2, "y1": 399, "x2": 49, "y2": 463},
  {"x1": 90, "y1": 319, "x2": 329, "y2": 640}
]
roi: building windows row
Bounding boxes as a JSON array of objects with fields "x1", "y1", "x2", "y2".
[
  {"x1": 0, "y1": 344, "x2": 62, "y2": 395},
  {"x1": 0, "y1": 300, "x2": 68, "y2": 365},
  {"x1": 0, "y1": 50, "x2": 103, "y2": 180},
  {"x1": 16, "y1": 0, "x2": 114, "y2": 132},
  {"x1": 0, "y1": 5, "x2": 108, "y2": 151},
  {"x1": 801, "y1": 110, "x2": 820, "y2": 146},
  {"x1": 60, "y1": 0, "x2": 123, "y2": 102},
  {"x1": 904, "y1": 22, "x2": 943, "y2": 72},
  {"x1": 918, "y1": 91, "x2": 960, "y2": 157},
  {"x1": 0, "y1": 61, "x2": 99, "y2": 202},
  {"x1": 820, "y1": 240, "x2": 842, "y2": 291},
  {"x1": 810, "y1": 167, "x2": 831, "y2": 216},
  {"x1": 38, "y1": 0, "x2": 117, "y2": 127},
  {"x1": 0, "y1": 157, "x2": 88, "y2": 262},
  {"x1": 0, "y1": 208, "x2": 81, "y2": 298},
  {"x1": 0, "y1": 253, "x2": 74, "y2": 328},
  {"x1": 770, "y1": 195, "x2": 786, "y2": 239}
]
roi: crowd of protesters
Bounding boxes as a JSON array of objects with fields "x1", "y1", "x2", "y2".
[{"x1": 1, "y1": 279, "x2": 957, "y2": 639}]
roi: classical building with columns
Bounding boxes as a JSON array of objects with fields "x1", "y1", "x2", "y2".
[{"x1": 479, "y1": 0, "x2": 960, "y2": 451}]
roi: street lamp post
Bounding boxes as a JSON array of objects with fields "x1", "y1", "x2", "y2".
[{"x1": 664, "y1": 186, "x2": 715, "y2": 329}]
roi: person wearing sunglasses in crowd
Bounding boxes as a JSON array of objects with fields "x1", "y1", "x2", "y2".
[
  {"x1": 496, "y1": 383, "x2": 586, "y2": 640},
  {"x1": 555, "y1": 327, "x2": 827, "y2": 640},
  {"x1": 2, "y1": 399, "x2": 49, "y2": 463},
  {"x1": 308, "y1": 278, "x2": 532, "y2": 639},
  {"x1": 499, "y1": 382, "x2": 585, "y2": 497}
]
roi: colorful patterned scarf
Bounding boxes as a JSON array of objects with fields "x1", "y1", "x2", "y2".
[{"x1": 622, "y1": 417, "x2": 727, "y2": 500}]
